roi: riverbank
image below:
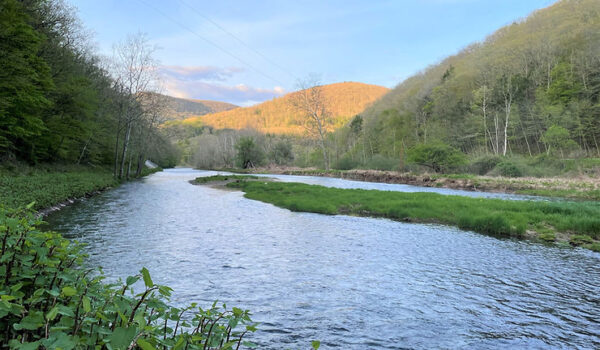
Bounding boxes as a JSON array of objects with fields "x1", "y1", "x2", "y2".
[
  {"x1": 216, "y1": 167, "x2": 600, "y2": 201},
  {"x1": 0, "y1": 164, "x2": 161, "y2": 213},
  {"x1": 195, "y1": 175, "x2": 600, "y2": 252}
]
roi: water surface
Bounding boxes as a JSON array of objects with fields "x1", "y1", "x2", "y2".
[{"x1": 45, "y1": 169, "x2": 600, "y2": 349}]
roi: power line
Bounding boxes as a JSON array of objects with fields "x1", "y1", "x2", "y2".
[
  {"x1": 136, "y1": 0, "x2": 287, "y2": 86},
  {"x1": 177, "y1": 0, "x2": 297, "y2": 81}
]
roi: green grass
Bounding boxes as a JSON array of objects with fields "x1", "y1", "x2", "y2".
[
  {"x1": 192, "y1": 174, "x2": 258, "y2": 184},
  {"x1": 224, "y1": 180, "x2": 600, "y2": 248},
  {"x1": 0, "y1": 164, "x2": 161, "y2": 210}
]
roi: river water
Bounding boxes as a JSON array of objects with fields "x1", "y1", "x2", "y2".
[{"x1": 45, "y1": 169, "x2": 600, "y2": 349}]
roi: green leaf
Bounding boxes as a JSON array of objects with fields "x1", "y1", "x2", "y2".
[
  {"x1": 82, "y1": 296, "x2": 91, "y2": 313},
  {"x1": 312, "y1": 340, "x2": 321, "y2": 349},
  {"x1": 108, "y1": 326, "x2": 137, "y2": 349},
  {"x1": 62, "y1": 286, "x2": 77, "y2": 297},
  {"x1": 136, "y1": 338, "x2": 157, "y2": 350},
  {"x1": 46, "y1": 306, "x2": 59, "y2": 321},
  {"x1": 126, "y1": 275, "x2": 140, "y2": 286},
  {"x1": 141, "y1": 267, "x2": 153, "y2": 288}
]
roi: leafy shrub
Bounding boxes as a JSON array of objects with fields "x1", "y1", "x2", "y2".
[
  {"x1": 406, "y1": 143, "x2": 467, "y2": 173},
  {"x1": 0, "y1": 207, "x2": 257, "y2": 349},
  {"x1": 495, "y1": 161, "x2": 523, "y2": 177},
  {"x1": 235, "y1": 137, "x2": 264, "y2": 169},
  {"x1": 269, "y1": 140, "x2": 294, "y2": 165},
  {"x1": 468, "y1": 155, "x2": 502, "y2": 175},
  {"x1": 365, "y1": 155, "x2": 397, "y2": 171},
  {"x1": 333, "y1": 155, "x2": 358, "y2": 170}
]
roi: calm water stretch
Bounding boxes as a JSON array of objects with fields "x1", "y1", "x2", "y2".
[{"x1": 45, "y1": 169, "x2": 600, "y2": 349}]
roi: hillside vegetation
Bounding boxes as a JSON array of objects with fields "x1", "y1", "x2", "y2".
[
  {"x1": 159, "y1": 93, "x2": 238, "y2": 121},
  {"x1": 339, "y1": 0, "x2": 600, "y2": 170},
  {"x1": 177, "y1": 82, "x2": 388, "y2": 134}
]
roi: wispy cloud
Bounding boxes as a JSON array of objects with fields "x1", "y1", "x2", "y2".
[
  {"x1": 160, "y1": 65, "x2": 243, "y2": 81},
  {"x1": 160, "y1": 65, "x2": 285, "y2": 105}
]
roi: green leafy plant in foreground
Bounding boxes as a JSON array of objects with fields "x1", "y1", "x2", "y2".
[{"x1": 0, "y1": 206, "x2": 257, "y2": 349}]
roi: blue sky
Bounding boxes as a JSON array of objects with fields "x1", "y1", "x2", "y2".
[{"x1": 72, "y1": 0, "x2": 555, "y2": 106}]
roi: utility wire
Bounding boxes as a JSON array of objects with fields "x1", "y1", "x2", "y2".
[
  {"x1": 177, "y1": 0, "x2": 297, "y2": 81},
  {"x1": 136, "y1": 0, "x2": 287, "y2": 86}
]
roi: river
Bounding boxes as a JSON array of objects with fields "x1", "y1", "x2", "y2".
[{"x1": 45, "y1": 168, "x2": 600, "y2": 349}]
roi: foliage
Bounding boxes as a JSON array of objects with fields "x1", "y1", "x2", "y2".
[
  {"x1": 192, "y1": 175, "x2": 258, "y2": 184},
  {"x1": 468, "y1": 155, "x2": 503, "y2": 175},
  {"x1": 406, "y1": 143, "x2": 467, "y2": 173},
  {"x1": 227, "y1": 180, "x2": 600, "y2": 247},
  {"x1": 364, "y1": 154, "x2": 398, "y2": 171},
  {"x1": 235, "y1": 137, "x2": 264, "y2": 169},
  {"x1": 333, "y1": 155, "x2": 358, "y2": 170},
  {"x1": 0, "y1": 0, "x2": 177, "y2": 173},
  {"x1": 268, "y1": 140, "x2": 294, "y2": 166},
  {"x1": 0, "y1": 0, "x2": 52, "y2": 158},
  {"x1": 541, "y1": 125, "x2": 579, "y2": 157},
  {"x1": 0, "y1": 166, "x2": 118, "y2": 210},
  {"x1": 495, "y1": 161, "x2": 523, "y2": 178},
  {"x1": 0, "y1": 207, "x2": 257, "y2": 349}
]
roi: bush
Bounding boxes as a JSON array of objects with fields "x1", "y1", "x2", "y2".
[
  {"x1": 468, "y1": 155, "x2": 502, "y2": 175},
  {"x1": 0, "y1": 207, "x2": 257, "y2": 348},
  {"x1": 495, "y1": 161, "x2": 523, "y2": 177},
  {"x1": 235, "y1": 137, "x2": 264, "y2": 169},
  {"x1": 365, "y1": 155, "x2": 398, "y2": 171},
  {"x1": 406, "y1": 143, "x2": 467, "y2": 173},
  {"x1": 269, "y1": 140, "x2": 294, "y2": 165},
  {"x1": 333, "y1": 155, "x2": 358, "y2": 170}
]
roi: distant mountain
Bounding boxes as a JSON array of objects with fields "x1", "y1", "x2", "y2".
[
  {"x1": 160, "y1": 94, "x2": 238, "y2": 121},
  {"x1": 177, "y1": 82, "x2": 389, "y2": 134}
]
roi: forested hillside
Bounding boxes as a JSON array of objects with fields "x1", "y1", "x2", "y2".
[
  {"x1": 0, "y1": 0, "x2": 178, "y2": 174},
  {"x1": 158, "y1": 93, "x2": 238, "y2": 121},
  {"x1": 177, "y1": 82, "x2": 388, "y2": 134},
  {"x1": 349, "y1": 0, "x2": 600, "y2": 163}
]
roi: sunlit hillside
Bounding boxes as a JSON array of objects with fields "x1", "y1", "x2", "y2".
[{"x1": 178, "y1": 82, "x2": 388, "y2": 134}]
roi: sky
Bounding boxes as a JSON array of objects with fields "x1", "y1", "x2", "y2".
[{"x1": 71, "y1": 0, "x2": 555, "y2": 106}]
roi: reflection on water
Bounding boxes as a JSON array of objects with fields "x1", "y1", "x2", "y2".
[{"x1": 45, "y1": 169, "x2": 600, "y2": 349}]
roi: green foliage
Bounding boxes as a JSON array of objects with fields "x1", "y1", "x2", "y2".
[
  {"x1": 406, "y1": 143, "x2": 467, "y2": 173},
  {"x1": 0, "y1": 166, "x2": 118, "y2": 210},
  {"x1": 570, "y1": 234, "x2": 594, "y2": 246},
  {"x1": 0, "y1": 0, "x2": 52, "y2": 157},
  {"x1": 333, "y1": 155, "x2": 358, "y2": 170},
  {"x1": 192, "y1": 175, "x2": 258, "y2": 184},
  {"x1": 468, "y1": 155, "x2": 503, "y2": 175},
  {"x1": 227, "y1": 180, "x2": 600, "y2": 246},
  {"x1": 541, "y1": 125, "x2": 579, "y2": 157},
  {"x1": 268, "y1": 140, "x2": 294, "y2": 165},
  {"x1": 0, "y1": 207, "x2": 257, "y2": 348},
  {"x1": 495, "y1": 161, "x2": 523, "y2": 178},
  {"x1": 235, "y1": 137, "x2": 264, "y2": 169},
  {"x1": 364, "y1": 154, "x2": 398, "y2": 171}
]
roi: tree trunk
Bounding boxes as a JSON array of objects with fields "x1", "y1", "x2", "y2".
[{"x1": 119, "y1": 121, "x2": 132, "y2": 179}]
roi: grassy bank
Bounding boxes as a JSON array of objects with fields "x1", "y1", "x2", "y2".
[
  {"x1": 197, "y1": 176, "x2": 600, "y2": 252},
  {"x1": 217, "y1": 167, "x2": 600, "y2": 201},
  {"x1": 0, "y1": 164, "x2": 161, "y2": 211}
]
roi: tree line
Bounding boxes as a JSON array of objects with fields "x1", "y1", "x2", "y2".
[{"x1": 0, "y1": 0, "x2": 178, "y2": 178}]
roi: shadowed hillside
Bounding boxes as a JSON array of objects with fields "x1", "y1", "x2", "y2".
[
  {"x1": 161, "y1": 94, "x2": 238, "y2": 121},
  {"x1": 178, "y1": 82, "x2": 388, "y2": 134}
]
